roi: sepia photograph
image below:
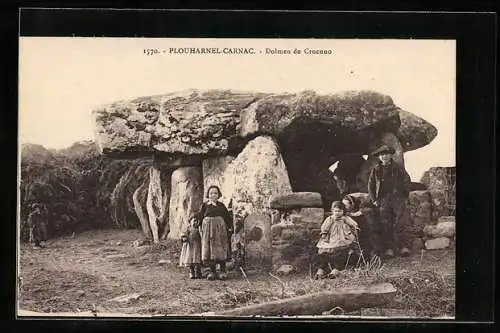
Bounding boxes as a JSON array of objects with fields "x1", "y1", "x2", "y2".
[{"x1": 17, "y1": 36, "x2": 456, "y2": 319}]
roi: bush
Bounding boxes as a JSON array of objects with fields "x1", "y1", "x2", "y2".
[{"x1": 19, "y1": 141, "x2": 151, "y2": 242}]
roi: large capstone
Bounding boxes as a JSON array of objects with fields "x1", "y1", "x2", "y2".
[
  {"x1": 91, "y1": 89, "x2": 440, "y2": 267},
  {"x1": 92, "y1": 89, "x2": 437, "y2": 158}
]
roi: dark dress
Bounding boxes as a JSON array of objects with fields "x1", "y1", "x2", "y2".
[
  {"x1": 348, "y1": 211, "x2": 371, "y2": 255},
  {"x1": 27, "y1": 208, "x2": 48, "y2": 245},
  {"x1": 196, "y1": 201, "x2": 233, "y2": 263}
]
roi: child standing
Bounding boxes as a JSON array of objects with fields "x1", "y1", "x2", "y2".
[
  {"x1": 179, "y1": 216, "x2": 202, "y2": 279},
  {"x1": 27, "y1": 203, "x2": 48, "y2": 248},
  {"x1": 197, "y1": 185, "x2": 233, "y2": 280},
  {"x1": 315, "y1": 201, "x2": 360, "y2": 279}
]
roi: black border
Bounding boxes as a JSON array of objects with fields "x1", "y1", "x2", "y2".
[{"x1": 2, "y1": 5, "x2": 497, "y2": 332}]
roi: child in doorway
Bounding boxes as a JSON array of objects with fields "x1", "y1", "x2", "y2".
[
  {"x1": 179, "y1": 216, "x2": 202, "y2": 279},
  {"x1": 315, "y1": 201, "x2": 360, "y2": 279}
]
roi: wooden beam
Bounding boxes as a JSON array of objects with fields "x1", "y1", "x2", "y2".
[{"x1": 204, "y1": 283, "x2": 397, "y2": 317}]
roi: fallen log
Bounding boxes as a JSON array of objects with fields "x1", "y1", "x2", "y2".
[{"x1": 204, "y1": 283, "x2": 397, "y2": 317}]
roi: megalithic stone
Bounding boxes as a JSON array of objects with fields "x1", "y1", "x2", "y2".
[
  {"x1": 229, "y1": 136, "x2": 293, "y2": 266},
  {"x1": 168, "y1": 166, "x2": 204, "y2": 240},
  {"x1": 146, "y1": 164, "x2": 170, "y2": 243},
  {"x1": 133, "y1": 181, "x2": 152, "y2": 240},
  {"x1": 202, "y1": 156, "x2": 236, "y2": 210}
]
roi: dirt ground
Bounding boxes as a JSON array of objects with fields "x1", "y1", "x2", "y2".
[{"x1": 17, "y1": 229, "x2": 455, "y2": 318}]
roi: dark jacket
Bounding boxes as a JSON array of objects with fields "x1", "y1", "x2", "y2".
[{"x1": 368, "y1": 160, "x2": 411, "y2": 202}]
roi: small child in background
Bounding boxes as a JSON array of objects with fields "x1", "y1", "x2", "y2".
[
  {"x1": 342, "y1": 194, "x2": 374, "y2": 259},
  {"x1": 27, "y1": 203, "x2": 48, "y2": 248},
  {"x1": 179, "y1": 216, "x2": 202, "y2": 279},
  {"x1": 315, "y1": 201, "x2": 360, "y2": 279},
  {"x1": 231, "y1": 220, "x2": 245, "y2": 270}
]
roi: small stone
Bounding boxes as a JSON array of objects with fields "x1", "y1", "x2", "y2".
[
  {"x1": 276, "y1": 264, "x2": 295, "y2": 276},
  {"x1": 423, "y1": 221, "x2": 455, "y2": 238},
  {"x1": 76, "y1": 290, "x2": 85, "y2": 297},
  {"x1": 158, "y1": 260, "x2": 168, "y2": 265},
  {"x1": 295, "y1": 289, "x2": 306, "y2": 296},
  {"x1": 110, "y1": 293, "x2": 143, "y2": 303},
  {"x1": 115, "y1": 241, "x2": 122, "y2": 246},
  {"x1": 425, "y1": 237, "x2": 450, "y2": 250},
  {"x1": 438, "y1": 216, "x2": 455, "y2": 223},
  {"x1": 132, "y1": 239, "x2": 149, "y2": 248}
]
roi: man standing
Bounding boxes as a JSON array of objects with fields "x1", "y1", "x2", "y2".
[{"x1": 368, "y1": 145, "x2": 411, "y2": 258}]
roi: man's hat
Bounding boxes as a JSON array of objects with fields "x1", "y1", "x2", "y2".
[{"x1": 370, "y1": 145, "x2": 395, "y2": 156}]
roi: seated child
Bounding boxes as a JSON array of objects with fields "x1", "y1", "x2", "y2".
[
  {"x1": 315, "y1": 201, "x2": 360, "y2": 279},
  {"x1": 179, "y1": 216, "x2": 202, "y2": 279}
]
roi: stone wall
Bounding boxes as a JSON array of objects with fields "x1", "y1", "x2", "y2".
[
  {"x1": 423, "y1": 216, "x2": 455, "y2": 250},
  {"x1": 421, "y1": 167, "x2": 456, "y2": 218},
  {"x1": 269, "y1": 192, "x2": 324, "y2": 272}
]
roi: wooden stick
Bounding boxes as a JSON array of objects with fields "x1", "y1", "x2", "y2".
[
  {"x1": 240, "y1": 267, "x2": 252, "y2": 288},
  {"x1": 269, "y1": 272, "x2": 286, "y2": 298}
]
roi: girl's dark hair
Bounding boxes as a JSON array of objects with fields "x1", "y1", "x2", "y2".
[
  {"x1": 206, "y1": 185, "x2": 222, "y2": 198},
  {"x1": 330, "y1": 200, "x2": 346, "y2": 212},
  {"x1": 342, "y1": 194, "x2": 359, "y2": 211}
]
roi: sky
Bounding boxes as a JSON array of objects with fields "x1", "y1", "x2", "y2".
[{"x1": 19, "y1": 37, "x2": 455, "y2": 181}]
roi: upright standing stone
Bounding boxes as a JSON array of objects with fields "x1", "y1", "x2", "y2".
[
  {"x1": 146, "y1": 164, "x2": 170, "y2": 243},
  {"x1": 202, "y1": 156, "x2": 236, "y2": 208},
  {"x1": 245, "y1": 213, "x2": 273, "y2": 266},
  {"x1": 168, "y1": 166, "x2": 203, "y2": 240},
  {"x1": 133, "y1": 181, "x2": 152, "y2": 240},
  {"x1": 229, "y1": 136, "x2": 293, "y2": 266}
]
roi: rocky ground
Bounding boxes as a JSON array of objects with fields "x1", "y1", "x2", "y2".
[{"x1": 17, "y1": 229, "x2": 455, "y2": 318}]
